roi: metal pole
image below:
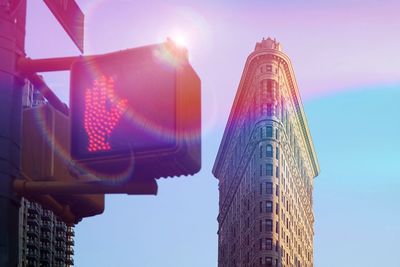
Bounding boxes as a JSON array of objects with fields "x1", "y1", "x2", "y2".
[
  {"x1": 0, "y1": 1, "x2": 26, "y2": 266},
  {"x1": 17, "y1": 56, "x2": 79, "y2": 73},
  {"x1": 13, "y1": 178, "x2": 158, "y2": 195}
]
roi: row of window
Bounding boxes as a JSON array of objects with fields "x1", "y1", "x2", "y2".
[
  {"x1": 259, "y1": 144, "x2": 279, "y2": 159},
  {"x1": 259, "y1": 201, "x2": 279, "y2": 215},
  {"x1": 259, "y1": 219, "x2": 273, "y2": 232},
  {"x1": 259, "y1": 182, "x2": 279, "y2": 196},
  {"x1": 259, "y1": 65, "x2": 274, "y2": 74},
  {"x1": 259, "y1": 238, "x2": 273, "y2": 250},
  {"x1": 260, "y1": 126, "x2": 280, "y2": 140},
  {"x1": 259, "y1": 239, "x2": 280, "y2": 254},
  {"x1": 259, "y1": 201, "x2": 273, "y2": 213},
  {"x1": 259, "y1": 164, "x2": 279, "y2": 177}
]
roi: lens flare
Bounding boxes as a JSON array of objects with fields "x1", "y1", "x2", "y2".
[{"x1": 170, "y1": 34, "x2": 188, "y2": 48}]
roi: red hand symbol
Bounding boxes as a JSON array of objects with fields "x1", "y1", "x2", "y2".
[{"x1": 84, "y1": 76, "x2": 128, "y2": 152}]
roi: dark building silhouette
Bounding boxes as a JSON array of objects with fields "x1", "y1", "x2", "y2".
[
  {"x1": 19, "y1": 199, "x2": 74, "y2": 267},
  {"x1": 213, "y1": 38, "x2": 320, "y2": 267}
]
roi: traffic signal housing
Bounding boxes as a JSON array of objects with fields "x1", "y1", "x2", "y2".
[
  {"x1": 21, "y1": 104, "x2": 104, "y2": 222},
  {"x1": 70, "y1": 41, "x2": 201, "y2": 180}
]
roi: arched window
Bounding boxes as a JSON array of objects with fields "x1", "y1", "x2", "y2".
[{"x1": 266, "y1": 145, "x2": 273, "y2": 157}]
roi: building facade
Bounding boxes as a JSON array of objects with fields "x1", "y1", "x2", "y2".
[
  {"x1": 213, "y1": 38, "x2": 320, "y2": 267},
  {"x1": 19, "y1": 198, "x2": 74, "y2": 267},
  {"x1": 19, "y1": 80, "x2": 74, "y2": 267}
]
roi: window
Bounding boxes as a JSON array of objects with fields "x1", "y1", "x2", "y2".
[
  {"x1": 266, "y1": 145, "x2": 273, "y2": 157},
  {"x1": 276, "y1": 128, "x2": 279, "y2": 140},
  {"x1": 276, "y1": 185, "x2": 279, "y2": 196},
  {"x1": 260, "y1": 145, "x2": 263, "y2": 158},
  {"x1": 276, "y1": 221, "x2": 279, "y2": 234},
  {"x1": 276, "y1": 203, "x2": 279, "y2": 215},
  {"x1": 266, "y1": 219, "x2": 273, "y2": 232},
  {"x1": 276, "y1": 166, "x2": 280, "y2": 178},
  {"x1": 266, "y1": 164, "x2": 273, "y2": 176},
  {"x1": 267, "y1": 104, "x2": 272, "y2": 116},
  {"x1": 266, "y1": 201, "x2": 273, "y2": 212},
  {"x1": 259, "y1": 201, "x2": 263, "y2": 213},
  {"x1": 266, "y1": 182, "x2": 273, "y2": 194},
  {"x1": 266, "y1": 81, "x2": 272, "y2": 95},
  {"x1": 276, "y1": 146, "x2": 279, "y2": 160},
  {"x1": 266, "y1": 257, "x2": 273, "y2": 266},
  {"x1": 266, "y1": 126, "x2": 273, "y2": 137},
  {"x1": 266, "y1": 238, "x2": 272, "y2": 250}
]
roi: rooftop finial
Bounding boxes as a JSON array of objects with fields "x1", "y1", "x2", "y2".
[{"x1": 254, "y1": 37, "x2": 282, "y2": 51}]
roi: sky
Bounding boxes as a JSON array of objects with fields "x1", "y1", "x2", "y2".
[{"x1": 25, "y1": 0, "x2": 400, "y2": 266}]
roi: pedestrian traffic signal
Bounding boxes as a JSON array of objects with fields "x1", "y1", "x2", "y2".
[{"x1": 70, "y1": 41, "x2": 201, "y2": 180}]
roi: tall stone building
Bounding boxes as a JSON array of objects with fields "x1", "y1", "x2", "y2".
[
  {"x1": 19, "y1": 80, "x2": 74, "y2": 267},
  {"x1": 213, "y1": 38, "x2": 319, "y2": 267}
]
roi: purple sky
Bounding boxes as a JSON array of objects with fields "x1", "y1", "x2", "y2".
[
  {"x1": 27, "y1": 0, "x2": 400, "y2": 129},
  {"x1": 25, "y1": 1, "x2": 400, "y2": 266}
]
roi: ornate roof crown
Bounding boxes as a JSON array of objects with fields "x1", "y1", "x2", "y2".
[{"x1": 254, "y1": 37, "x2": 282, "y2": 51}]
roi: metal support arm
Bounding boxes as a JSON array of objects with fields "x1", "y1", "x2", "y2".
[
  {"x1": 14, "y1": 178, "x2": 158, "y2": 195},
  {"x1": 18, "y1": 56, "x2": 79, "y2": 73}
]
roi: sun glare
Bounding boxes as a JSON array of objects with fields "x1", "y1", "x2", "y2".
[{"x1": 170, "y1": 33, "x2": 188, "y2": 48}]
